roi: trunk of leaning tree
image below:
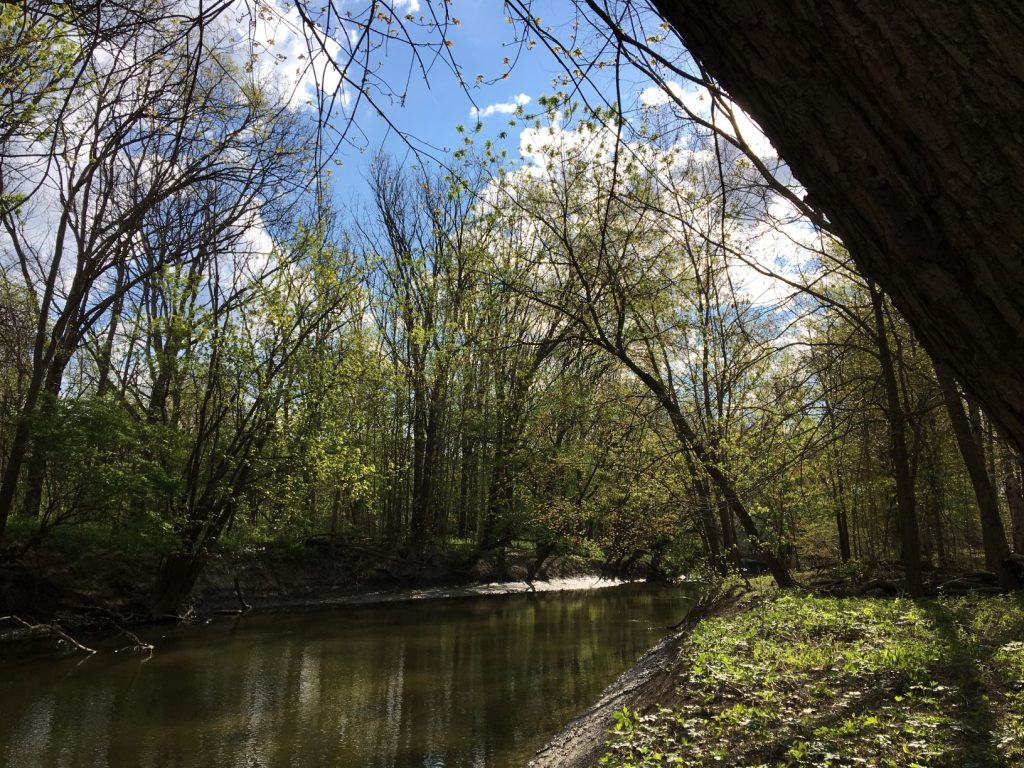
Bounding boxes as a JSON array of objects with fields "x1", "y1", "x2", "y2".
[
  {"x1": 652, "y1": 1, "x2": 1024, "y2": 451},
  {"x1": 150, "y1": 552, "x2": 210, "y2": 617},
  {"x1": 1004, "y1": 459, "x2": 1024, "y2": 554},
  {"x1": 621, "y1": 358, "x2": 797, "y2": 588},
  {"x1": 935, "y1": 363, "x2": 1020, "y2": 590}
]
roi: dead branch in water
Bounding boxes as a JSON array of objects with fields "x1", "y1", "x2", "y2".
[
  {"x1": 1, "y1": 614, "x2": 97, "y2": 654},
  {"x1": 215, "y1": 576, "x2": 253, "y2": 616},
  {"x1": 112, "y1": 624, "x2": 155, "y2": 655}
]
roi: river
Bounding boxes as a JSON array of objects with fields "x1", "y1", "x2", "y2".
[{"x1": 0, "y1": 581, "x2": 694, "y2": 767}]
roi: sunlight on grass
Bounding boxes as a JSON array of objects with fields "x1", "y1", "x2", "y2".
[{"x1": 600, "y1": 593, "x2": 1024, "y2": 767}]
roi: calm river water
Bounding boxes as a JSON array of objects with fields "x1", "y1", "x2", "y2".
[{"x1": 0, "y1": 582, "x2": 694, "y2": 768}]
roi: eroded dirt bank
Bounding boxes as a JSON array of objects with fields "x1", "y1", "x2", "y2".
[
  {"x1": 529, "y1": 629, "x2": 690, "y2": 768},
  {"x1": 528, "y1": 585, "x2": 723, "y2": 768},
  {"x1": 0, "y1": 543, "x2": 609, "y2": 646}
]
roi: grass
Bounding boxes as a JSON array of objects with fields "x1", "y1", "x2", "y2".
[{"x1": 600, "y1": 591, "x2": 1024, "y2": 767}]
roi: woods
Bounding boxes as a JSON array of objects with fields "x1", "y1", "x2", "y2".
[
  {"x1": 644, "y1": 0, "x2": 1024, "y2": 455},
  {"x1": 0, "y1": 0, "x2": 1022, "y2": 618},
  {"x1": 2, "y1": 1, "x2": 1024, "y2": 766}
]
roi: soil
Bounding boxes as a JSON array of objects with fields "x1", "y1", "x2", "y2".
[
  {"x1": 528, "y1": 629, "x2": 689, "y2": 768},
  {"x1": 528, "y1": 583, "x2": 738, "y2": 768},
  {"x1": 0, "y1": 541, "x2": 610, "y2": 648}
]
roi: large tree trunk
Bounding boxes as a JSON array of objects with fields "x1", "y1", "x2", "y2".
[
  {"x1": 654, "y1": 1, "x2": 1024, "y2": 451},
  {"x1": 0, "y1": 356, "x2": 52, "y2": 536},
  {"x1": 150, "y1": 552, "x2": 210, "y2": 617}
]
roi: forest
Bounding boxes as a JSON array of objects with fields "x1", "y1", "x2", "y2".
[
  {"x1": 2, "y1": 0, "x2": 1021, "y2": 608},
  {"x1": 2, "y1": 2, "x2": 1023, "y2": 767}
]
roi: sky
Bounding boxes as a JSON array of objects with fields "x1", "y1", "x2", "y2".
[
  {"x1": 4, "y1": 0, "x2": 813, "y2": 315},
  {"x1": 232, "y1": 0, "x2": 825, "y2": 311},
  {"x1": 241, "y1": 0, "x2": 789, "y2": 211},
  {"x1": 245, "y1": 0, "x2": 659, "y2": 185},
  {"x1": 0, "y1": 0, "x2": 827, "y2": 407}
]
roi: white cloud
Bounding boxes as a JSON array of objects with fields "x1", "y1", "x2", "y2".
[
  {"x1": 639, "y1": 80, "x2": 776, "y2": 159},
  {"x1": 470, "y1": 93, "x2": 531, "y2": 119},
  {"x1": 728, "y1": 199, "x2": 825, "y2": 309},
  {"x1": 481, "y1": 83, "x2": 819, "y2": 315},
  {"x1": 515, "y1": 112, "x2": 620, "y2": 177},
  {"x1": 726, "y1": 106, "x2": 776, "y2": 160},
  {"x1": 233, "y1": 0, "x2": 348, "y2": 111},
  {"x1": 639, "y1": 81, "x2": 707, "y2": 114}
]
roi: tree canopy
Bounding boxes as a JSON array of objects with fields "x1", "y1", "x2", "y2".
[{"x1": 0, "y1": 0, "x2": 1021, "y2": 610}]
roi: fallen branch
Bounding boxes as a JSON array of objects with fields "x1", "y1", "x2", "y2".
[
  {"x1": 1, "y1": 614, "x2": 96, "y2": 654},
  {"x1": 112, "y1": 624, "x2": 154, "y2": 655},
  {"x1": 215, "y1": 577, "x2": 253, "y2": 616}
]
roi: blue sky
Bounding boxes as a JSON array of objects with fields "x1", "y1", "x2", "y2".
[
  {"x1": 328, "y1": 2, "x2": 589, "y2": 179},
  {"x1": 292, "y1": 0, "x2": 634, "y2": 192},
  {"x1": 243, "y1": 0, "x2": 809, "y2": 308},
  {"x1": 244, "y1": 0, "x2": 716, "y2": 194}
]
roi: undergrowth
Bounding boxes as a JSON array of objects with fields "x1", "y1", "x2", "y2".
[{"x1": 600, "y1": 592, "x2": 1024, "y2": 767}]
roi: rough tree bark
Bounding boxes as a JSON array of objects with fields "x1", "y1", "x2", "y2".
[{"x1": 653, "y1": 1, "x2": 1024, "y2": 450}]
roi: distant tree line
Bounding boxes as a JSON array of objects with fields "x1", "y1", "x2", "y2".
[{"x1": 1, "y1": 3, "x2": 1022, "y2": 614}]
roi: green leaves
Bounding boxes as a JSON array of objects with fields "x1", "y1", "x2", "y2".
[
  {"x1": 602, "y1": 593, "x2": 1024, "y2": 767},
  {"x1": 0, "y1": 4, "x2": 77, "y2": 141},
  {"x1": 28, "y1": 395, "x2": 182, "y2": 526}
]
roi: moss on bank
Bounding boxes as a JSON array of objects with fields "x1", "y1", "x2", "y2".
[{"x1": 600, "y1": 592, "x2": 1024, "y2": 767}]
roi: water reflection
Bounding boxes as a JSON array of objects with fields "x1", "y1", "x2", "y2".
[{"x1": 0, "y1": 584, "x2": 692, "y2": 768}]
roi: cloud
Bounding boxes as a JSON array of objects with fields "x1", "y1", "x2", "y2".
[
  {"x1": 233, "y1": 0, "x2": 348, "y2": 111},
  {"x1": 639, "y1": 81, "x2": 707, "y2": 113},
  {"x1": 514, "y1": 113, "x2": 621, "y2": 180},
  {"x1": 639, "y1": 80, "x2": 776, "y2": 159},
  {"x1": 470, "y1": 93, "x2": 531, "y2": 119}
]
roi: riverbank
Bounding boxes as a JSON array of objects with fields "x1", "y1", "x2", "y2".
[
  {"x1": 533, "y1": 585, "x2": 1024, "y2": 767},
  {"x1": 0, "y1": 581, "x2": 690, "y2": 766},
  {"x1": 0, "y1": 539, "x2": 609, "y2": 648}
]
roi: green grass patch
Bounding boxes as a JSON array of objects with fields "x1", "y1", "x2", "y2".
[{"x1": 601, "y1": 592, "x2": 1024, "y2": 767}]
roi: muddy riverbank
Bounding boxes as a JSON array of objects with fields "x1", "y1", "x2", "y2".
[{"x1": 0, "y1": 541, "x2": 616, "y2": 648}]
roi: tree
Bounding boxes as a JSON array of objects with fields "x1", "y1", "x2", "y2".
[
  {"x1": 631, "y1": 1, "x2": 1024, "y2": 453},
  {"x1": 489, "y1": 107, "x2": 797, "y2": 587},
  {"x1": 148, "y1": 221, "x2": 364, "y2": 615},
  {"x1": 867, "y1": 280, "x2": 922, "y2": 595},
  {"x1": 364, "y1": 156, "x2": 483, "y2": 559},
  {"x1": 0, "y1": 10, "x2": 310, "y2": 540},
  {"x1": 268, "y1": 0, "x2": 1024, "y2": 452},
  {"x1": 935, "y1": 363, "x2": 1019, "y2": 590}
]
